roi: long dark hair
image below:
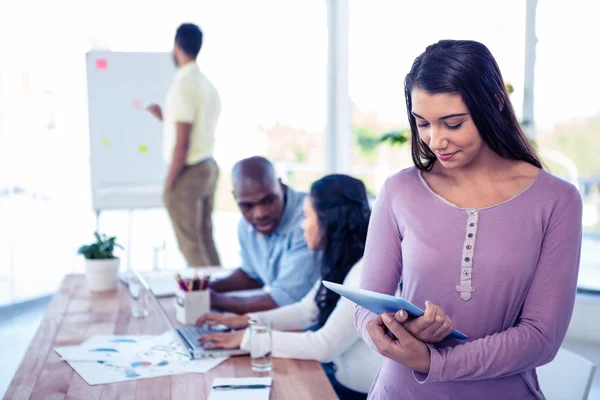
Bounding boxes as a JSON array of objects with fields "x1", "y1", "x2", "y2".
[
  {"x1": 311, "y1": 175, "x2": 371, "y2": 328},
  {"x1": 404, "y1": 40, "x2": 542, "y2": 171}
]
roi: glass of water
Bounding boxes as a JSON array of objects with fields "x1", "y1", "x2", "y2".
[
  {"x1": 128, "y1": 275, "x2": 149, "y2": 318},
  {"x1": 249, "y1": 319, "x2": 272, "y2": 372}
]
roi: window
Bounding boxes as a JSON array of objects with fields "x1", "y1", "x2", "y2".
[{"x1": 536, "y1": 0, "x2": 600, "y2": 291}]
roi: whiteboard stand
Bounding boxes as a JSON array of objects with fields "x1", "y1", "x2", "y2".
[
  {"x1": 85, "y1": 51, "x2": 175, "y2": 273},
  {"x1": 152, "y1": 247, "x2": 160, "y2": 271},
  {"x1": 94, "y1": 208, "x2": 135, "y2": 272},
  {"x1": 95, "y1": 210, "x2": 101, "y2": 233},
  {"x1": 126, "y1": 210, "x2": 134, "y2": 272}
]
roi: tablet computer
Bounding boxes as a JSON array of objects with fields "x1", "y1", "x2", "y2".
[{"x1": 323, "y1": 280, "x2": 468, "y2": 340}]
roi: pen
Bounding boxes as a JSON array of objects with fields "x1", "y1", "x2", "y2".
[
  {"x1": 212, "y1": 384, "x2": 271, "y2": 391},
  {"x1": 187, "y1": 278, "x2": 194, "y2": 291}
]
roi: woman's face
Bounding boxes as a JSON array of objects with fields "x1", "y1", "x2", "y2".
[
  {"x1": 300, "y1": 197, "x2": 321, "y2": 250},
  {"x1": 411, "y1": 87, "x2": 487, "y2": 169}
]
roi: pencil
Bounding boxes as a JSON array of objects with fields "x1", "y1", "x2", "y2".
[
  {"x1": 175, "y1": 273, "x2": 188, "y2": 291},
  {"x1": 201, "y1": 274, "x2": 210, "y2": 290}
]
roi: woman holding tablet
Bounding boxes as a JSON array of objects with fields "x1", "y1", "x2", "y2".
[
  {"x1": 354, "y1": 40, "x2": 582, "y2": 399},
  {"x1": 198, "y1": 174, "x2": 383, "y2": 399}
]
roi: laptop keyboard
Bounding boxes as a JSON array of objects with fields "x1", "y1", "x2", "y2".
[{"x1": 178, "y1": 325, "x2": 212, "y2": 346}]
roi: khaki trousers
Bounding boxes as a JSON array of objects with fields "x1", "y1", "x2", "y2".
[{"x1": 163, "y1": 159, "x2": 221, "y2": 267}]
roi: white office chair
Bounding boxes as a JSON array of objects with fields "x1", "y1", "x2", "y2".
[{"x1": 537, "y1": 347, "x2": 597, "y2": 400}]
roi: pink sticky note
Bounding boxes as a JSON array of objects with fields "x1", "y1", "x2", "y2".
[
  {"x1": 132, "y1": 100, "x2": 142, "y2": 109},
  {"x1": 96, "y1": 59, "x2": 108, "y2": 70}
]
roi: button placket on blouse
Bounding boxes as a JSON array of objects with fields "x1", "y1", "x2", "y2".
[{"x1": 456, "y1": 209, "x2": 478, "y2": 301}]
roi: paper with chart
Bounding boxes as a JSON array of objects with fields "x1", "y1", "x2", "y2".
[
  {"x1": 55, "y1": 332, "x2": 228, "y2": 385},
  {"x1": 55, "y1": 335, "x2": 157, "y2": 362}
]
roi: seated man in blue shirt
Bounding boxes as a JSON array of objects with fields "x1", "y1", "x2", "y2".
[{"x1": 208, "y1": 156, "x2": 319, "y2": 314}]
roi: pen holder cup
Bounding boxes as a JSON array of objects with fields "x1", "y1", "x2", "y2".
[{"x1": 175, "y1": 288, "x2": 210, "y2": 325}]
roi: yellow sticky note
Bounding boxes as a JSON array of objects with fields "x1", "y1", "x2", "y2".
[
  {"x1": 101, "y1": 138, "x2": 110, "y2": 147},
  {"x1": 139, "y1": 145, "x2": 149, "y2": 154}
]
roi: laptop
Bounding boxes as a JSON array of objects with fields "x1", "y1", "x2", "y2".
[{"x1": 134, "y1": 270, "x2": 249, "y2": 359}]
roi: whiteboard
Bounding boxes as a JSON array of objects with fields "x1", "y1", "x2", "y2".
[{"x1": 86, "y1": 51, "x2": 176, "y2": 210}]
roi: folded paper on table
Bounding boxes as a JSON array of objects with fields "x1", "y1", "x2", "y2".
[{"x1": 209, "y1": 377, "x2": 272, "y2": 400}]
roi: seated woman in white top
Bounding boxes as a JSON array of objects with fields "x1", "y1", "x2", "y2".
[{"x1": 197, "y1": 174, "x2": 383, "y2": 399}]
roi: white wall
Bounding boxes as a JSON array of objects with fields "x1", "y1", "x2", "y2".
[{"x1": 565, "y1": 294, "x2": 600, "y2": 344}]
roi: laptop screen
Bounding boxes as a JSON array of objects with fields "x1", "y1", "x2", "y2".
[{"x1": 132, "y1": 270, "x2": 193, "y2": 356}]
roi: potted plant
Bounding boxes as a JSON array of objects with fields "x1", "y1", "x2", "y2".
[
  {"x1": 78, "y1": 232, "x2": 123, "y2": 292},
  {"x1": 379, "y1": 129, "x2": 410, "y2": 148}
]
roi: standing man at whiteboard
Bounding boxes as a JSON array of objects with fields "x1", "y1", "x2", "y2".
[{"x1": 146, "y1": 23, "x2": 221, "y2": 267}]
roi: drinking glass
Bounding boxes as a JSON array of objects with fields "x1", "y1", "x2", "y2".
[
  {"x1": 249, "y1": 319, "x2": 272, "y2": 372},
  {"x1": 128, "y1": 274, "x2": 149, "y2": 318}
]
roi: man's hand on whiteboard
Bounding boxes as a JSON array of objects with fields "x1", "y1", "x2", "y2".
[{"x1": 146, "y1": 104, "x2": 163, "y2": 122}]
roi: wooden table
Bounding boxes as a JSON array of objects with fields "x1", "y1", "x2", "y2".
[{"x1": 4, "y1": 274, "x2": 338, "y2": 400}]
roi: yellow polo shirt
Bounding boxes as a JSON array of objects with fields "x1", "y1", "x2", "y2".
[{"x1": 163, "y1": 62, "x2": 221, "y2": 165}]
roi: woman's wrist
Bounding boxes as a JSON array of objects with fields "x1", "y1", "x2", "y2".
[
  {"x1": 411, "y1": 345, "x2": 431, "y2": 374},
  {"x1": 240, "y1": 315, "x2": 251, "y2": 327}
]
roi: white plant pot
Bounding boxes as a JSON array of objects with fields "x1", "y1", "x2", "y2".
[{"x1": 84, "y1": 258, "x2": 120, "y2": 292}]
